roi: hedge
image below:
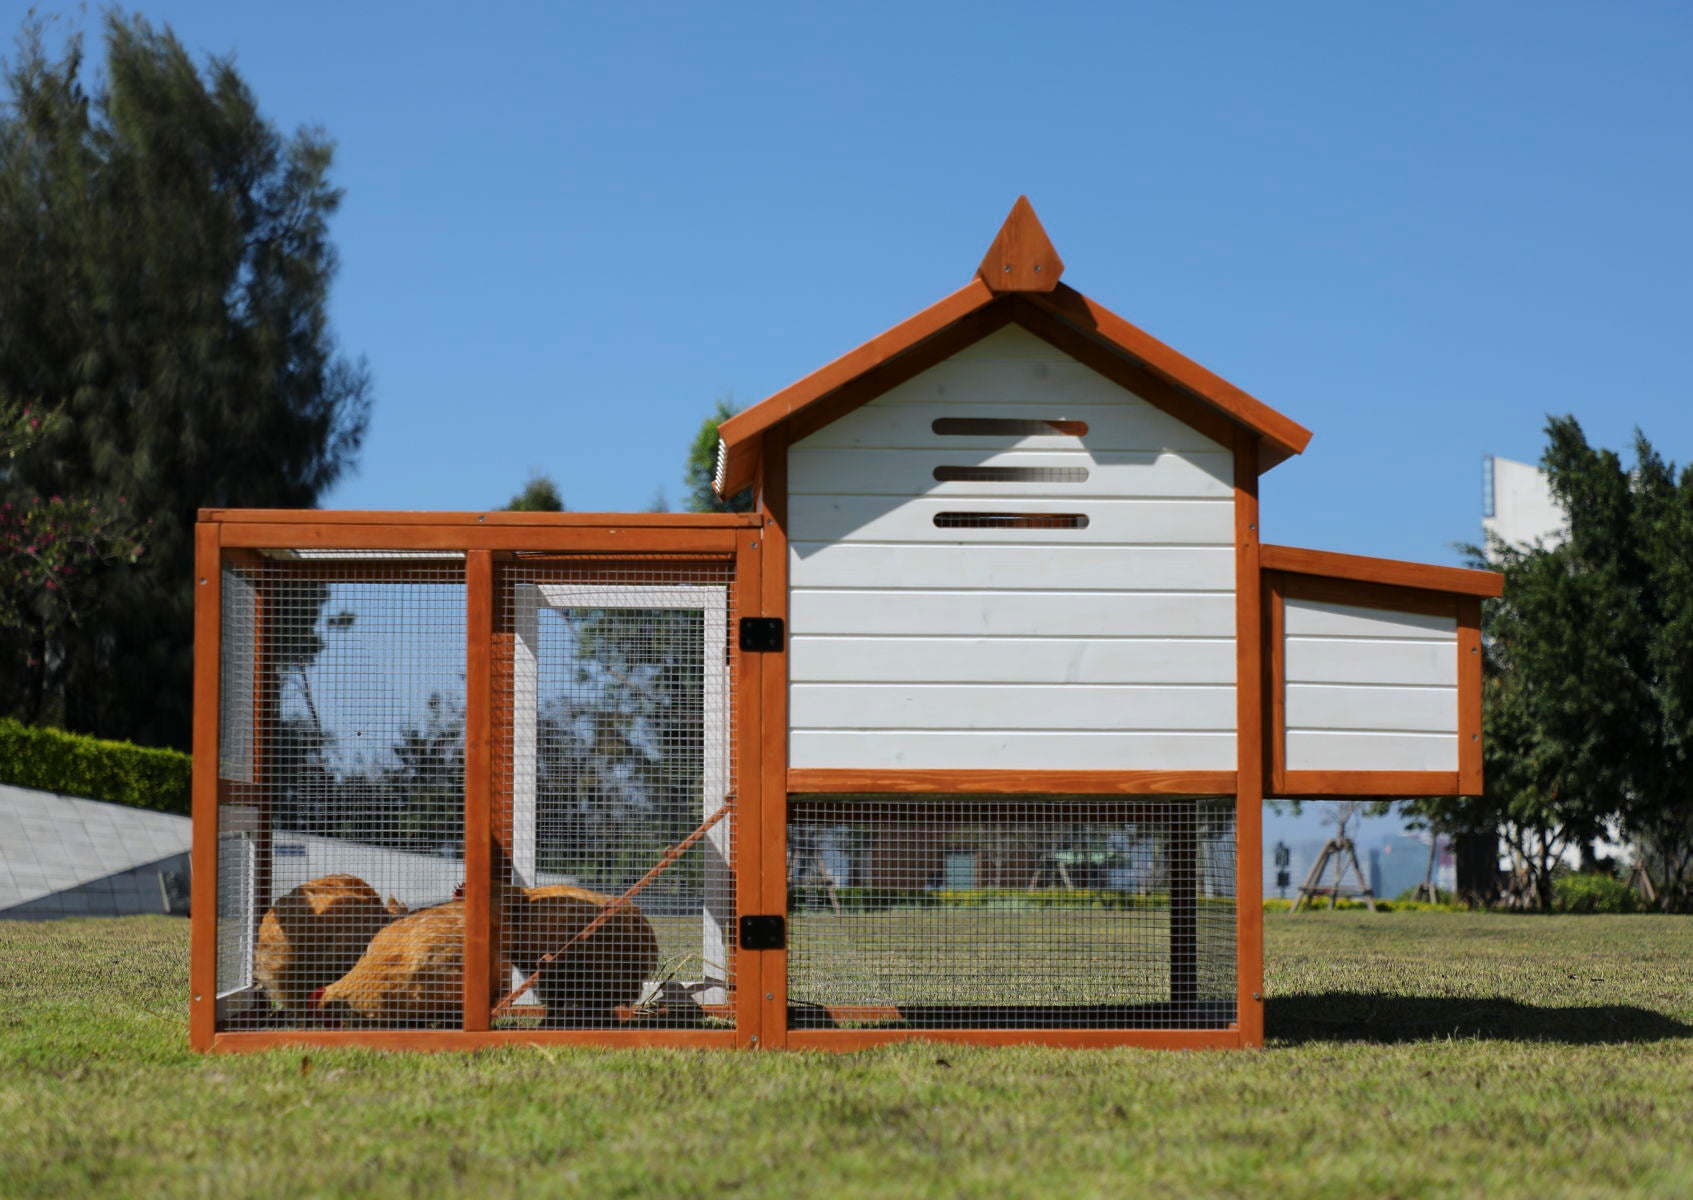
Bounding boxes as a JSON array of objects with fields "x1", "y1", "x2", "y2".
[{"x1": 0, "y1": 718, "x2": 191, "y2": 815}]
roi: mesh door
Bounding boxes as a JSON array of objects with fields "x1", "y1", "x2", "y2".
[
  {"x1": 492, "y1": 558, "x2": 736, "y2": 1029},
  {"x1": 788, "y1": 797, "x2": 1237, "y2": 1030},
  {"x1": 218, "y1": 555, "x2": 468, "y2": 1030}
]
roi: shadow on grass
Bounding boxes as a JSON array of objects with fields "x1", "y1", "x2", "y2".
[{"x1": 1269, "y1": 992, "x2": 1693, "y2": 1044}]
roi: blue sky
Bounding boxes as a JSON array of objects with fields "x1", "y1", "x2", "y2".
[{"x1": 30, "y1": 0, "x2": 1691, "y2": 565}]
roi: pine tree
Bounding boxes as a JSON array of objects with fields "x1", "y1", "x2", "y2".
[
  {"x1": 685, "y1": 397, "x2": 752, "y2": 514},
  {"x1": 0, "y1": 13, "x2": 370, "y2": 747}
]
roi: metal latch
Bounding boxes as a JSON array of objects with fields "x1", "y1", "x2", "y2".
[
  {"x1": 739, "y1": 617, "x2": 785, "y2": 652},
  {"x1": 739, "y1": 914, "x2": 786, "y2": 950}
]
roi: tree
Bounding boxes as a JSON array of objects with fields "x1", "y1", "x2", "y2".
[
  {"x1": 1406, "y1": 417, "x2": 1693, "y2": 910},
  {"x1": 0, "y1": 13, "x2": 370, "y2": 748},
  {"x1": 502, "y1": 473, "x2": 566, "y2": 513},
  {"x1": 685, "y1": 397, "x2": 752, "y2": 514}
]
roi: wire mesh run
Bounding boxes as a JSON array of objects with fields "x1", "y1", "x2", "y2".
[
  {"x1": 787, "y1": 797, "x2": 1236, "y2": 1030},
  {"x1": 492, "y1": 558, "x2": 736, "y2": 1030},
  {"x1": 217, "y1": 556, "x2": 468, "y2": 1030}
]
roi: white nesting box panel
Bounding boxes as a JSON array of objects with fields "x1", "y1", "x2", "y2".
[
  {"x1": 786, "y1": 324, "x2": 1238, "y2": 771},
  {"x1": 1283, "y1": 599, "x2": 1459, "y2": 771}
]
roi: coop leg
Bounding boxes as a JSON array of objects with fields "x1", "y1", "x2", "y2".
[{"x1": 1169, "y1": 818, "x2": 1198, "y2": 1013}]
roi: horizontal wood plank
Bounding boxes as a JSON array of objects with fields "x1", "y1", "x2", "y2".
[
  {"x1": 1285, "y1": 683, "x2": 1458, "y2": 734},
  {"x1": 1284, "y1": 598, "x2": 1458, "y2": 640},
  {"x1": 1262, "y1": 544, "x2": 1504, "y2": 597},
  {"x1": 791, "y1": 682, "x2": 1237, "y2": 731},
  {"x1": 1284, "y1": 637, "x2": 1458, "y2": 687},
  {"x1": 788, "y1": 448, "x2": 1233, "y2": 498},
  {"x1": 789, "y1": 544, "x2": 1235, "y2": 591},
  {"x1": 786, "y1": 1027, "x2": 1242, "y2": 1050},
  {"x1": 790, "y1": 635, "x2": 1236, "y2": 685},
  {"x1": 202, "y1": 509, "x2": 759, "y2": 528},
  {"x1": 789, "y1": 729, "x2": 1237, "y2": 771},
  {"x1": 211, "y1": 1029, "x2": 739, "y2": 1053},
  {"x1": 786, "y1": 768, "x2": 1237, "y2": 795},
  {"x1": 788, "y1": 495, "x2": 1233, "y2": 546},
  {"x1": 1285, "y1": 730, "x2": 1459, "y2": 773},
  {"x1": 789, "y1": 589, "x2": 1236, "y2": 638},
  {"x1": 219, "y1": 524, "x2": 743, "y2": 554},
  {"x1": 1274, "y1": 770, "x2": 1461, "y2": 798}
]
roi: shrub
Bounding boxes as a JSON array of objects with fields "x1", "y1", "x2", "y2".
[
  {"x1": 1553, "y1": 872, "x2": 1642, "y2": 914},
  {"x1": 0, "y1": 718, "x2": 190, "y2": 815}
]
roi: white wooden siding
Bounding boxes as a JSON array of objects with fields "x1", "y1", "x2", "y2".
[
  {"x1": 787, "y1": 497, "x2": 1232, "y2": 546},
  {"x1": 792, "y1": 731, "x2": 1235, "y2": 771},
  {"x1": 788, "y1": 448, "x2": 1233, "y2": 498},
  {"x1": 1283, "y1": 598, "x2": 1459, "y2": 774},
  {"x1": 787, "y1": 324, "x2": 1237, "y2": 772}
]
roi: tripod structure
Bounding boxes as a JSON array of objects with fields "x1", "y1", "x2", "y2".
[
  {"x1": 1410, "y1": 834, "x2": 1441, "y2": 903},
  {"x1": 1291, "y1": 803, "x2": 1377, "y2": 913}
]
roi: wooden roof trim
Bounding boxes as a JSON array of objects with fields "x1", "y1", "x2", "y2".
[
  {"x1": 1025, "y1": 285, "x2": 1313, "y2": 461},
  {"x1": 977, "y1": 196, "x2": 1063, "y2": 293},
  {"x1": 714, "y1": 277, "x2": 998, "y2": 496},
  {"x1": 199, "y1": 509, "x2": 762, "y2": 528},
  {"x1": 1262, "y1": 543, "x2": 1504, "y2": 597}
]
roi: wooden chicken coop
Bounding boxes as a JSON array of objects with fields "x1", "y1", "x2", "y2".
[{"x1": 191, "y1": 198, "x2": 1502, "y2": 1052}]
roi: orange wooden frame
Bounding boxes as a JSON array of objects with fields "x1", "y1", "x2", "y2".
[
  {"x1": 1263, "y1": 560, "x2": 1492, "y2": 799},
  {"x1": 190, "y1": 513, "x2": 769, "y2": 1053}
]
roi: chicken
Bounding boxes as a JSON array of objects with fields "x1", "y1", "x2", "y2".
[
  {"x1": 254, "y1": 874, "x2": 397, "y2": 1017},
  {"x1": 315, "y1": 898, "x2": 506, "y2": 1028},
  {"x1": 504, "y1": 885, "x2": 660, "y2": 1027},
  {"x1": 313, "y1": 883, "x2": 660, "y2": 1028}
]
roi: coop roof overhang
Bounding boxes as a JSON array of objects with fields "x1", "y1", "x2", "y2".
[{"x1": 713, "y1": 197, "x2": 1314, "y2": 499}]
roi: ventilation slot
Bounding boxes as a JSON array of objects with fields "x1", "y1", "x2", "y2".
[
  {"x1": 933, "y1": 512, "x2": 1090, "y2": 530},
  {"x1": 932, "y1": 466, "x2": 1089, "y2": 484},
  {"x1": 932, "y1": 418, "x2": 1088, "y2": 437}
]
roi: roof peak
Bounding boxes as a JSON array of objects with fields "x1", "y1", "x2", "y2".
[{"x1": 977, "y1": 196, "x2": 1064, "y2": 293}]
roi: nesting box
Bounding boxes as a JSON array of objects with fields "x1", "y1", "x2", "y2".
[{"x1": 191, "y1": 199, "x2": 1500, "y2": 1051}]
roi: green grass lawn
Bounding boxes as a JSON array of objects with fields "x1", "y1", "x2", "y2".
[{"x1": 2, "y1": 913, "x2": 1690, "y2": 1199}]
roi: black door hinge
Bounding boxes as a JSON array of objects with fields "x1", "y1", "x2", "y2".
[
  {"x1": 739, "y1": 617, "x2": 784, "y2": 652},
  {"x1": 739, "y1": 914, "x2": 786, "y2": 950}
]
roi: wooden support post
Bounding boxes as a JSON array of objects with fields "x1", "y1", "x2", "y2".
[
  {"x1": 755, "y1": 434, "x2": 789, "y2": 1048},
  {"x1": 190, "y1": 522, "x2": 222, "y2": 1051},
  {"x1": 463, "y1": 550, "x2": 495, "y2": 1032},
  {"x1": 1233, "y1": 430, "x2": 1266, "y2": 1045}
]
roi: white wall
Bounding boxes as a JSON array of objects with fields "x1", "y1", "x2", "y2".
[
  {"x1": 1483, "y1": 455, "x2": 1565, "y2": 549},
  {"x1": 786, "y1": 324, "x2": 1237, "y2": 772},
  {"x1": 1282, "y1": 599, "x2": 1458, "y2": 772}
]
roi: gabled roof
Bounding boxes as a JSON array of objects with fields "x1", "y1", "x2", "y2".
[{"x1": 714, "y1": 197, "x2": 1313, "y2": 498}]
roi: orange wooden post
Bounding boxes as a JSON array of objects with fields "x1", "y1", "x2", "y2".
[
  {"x1": 1233, "y1": 432, "x2": 1266, "y2": 1047},
  {"x1": 755, "y1": 433, "x2": 790, "y2": 1049},
  {"x1": 731, "y1": 525, "x2": 765, "y2": 1046},
  {"x1": 463, "y1": 549, "x2": 494, "y2": 1031},
  {"x1": 189, "y1": 519, "x2": 222, "y2": 1051},
  {"x1": 1458, "y1": 596, "x2": 1484, "y2": 796}
]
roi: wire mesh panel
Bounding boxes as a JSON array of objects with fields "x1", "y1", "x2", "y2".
[
  {"x1": 217, "y1": 555, "x2": 468, "y2": 1030},
  {"x1": 491, "y1": 557, "x2": 736, "y2": 1029},
  {"x1": 787, "y1": 797, "x2": 1236, "y2": 1030}
]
